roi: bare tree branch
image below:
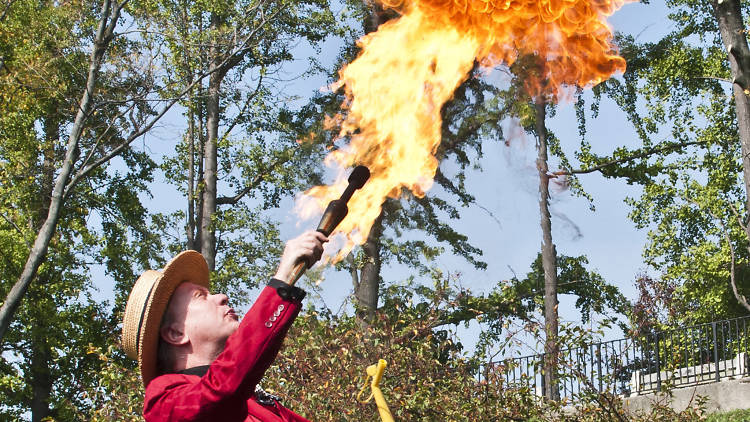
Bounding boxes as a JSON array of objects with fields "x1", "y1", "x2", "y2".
[
  {"x1": 75, "y1": 101, "x2": 138, "y2": 176},
  {"x1": 211, "y1": 1, "x2": 284, "y2": 81},
  {"x1": 570, "y1": 366, "x2": 628, "y2": 422},
  {"x1": 727, "y1": 202, "x2": 750, "y2": 243},
  {"x1": 219, "y1": 74, "x2": 264, "y2": 140},
  {"x1": 556, "y1": 139, "x2": 710, "y2": 176},
  {"x1": 64, "y1": 9, "x2": 279, "y2": 196},
  {"x1": 215, "y1": 154, "x2": 291, "y2": 205},
  {"x1": 0, "y1": 211, "x2": 29, "y2": 248},
  {"x1": 691, "y1": 76, "x2": 733, "y2": 84}
]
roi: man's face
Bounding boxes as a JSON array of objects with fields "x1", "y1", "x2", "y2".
[{"x1": 167, "y1": 282, "x2": 240, "y2": 349}]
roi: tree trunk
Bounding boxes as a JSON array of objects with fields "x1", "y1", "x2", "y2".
[
  {"x1": 349, "y1": 0, "x2": 389, "y2": 331},
  {"x1": 355, "y1": 213, "x2": 384, "y2": 327},
  {"x1": 536, "y1": 99, "x2": 560, "y2": 400},
  {"x1": 200, "y1": 13, "x2": 222, "y2": 270},
  {"x1": 712, "y1": 0, "x2": 750, "y2": 313},
  {"x1": 195, "y1": 86, "x2": 205, "y2": 251},
  {"x1": 713, "y1": 0, "x2": 750, "y2": 215},
  {"x1": 363, "y1": 0, "x2": 387, "y2": 33},
  {"x1": 29, "y1": 278, "x2": 54, "y2": 422},
  {"x1": 27, "y1": 111, "x2": 59, "y2": 422},
  {"x1": 0, "y1": 0, "x2": 122, "y2": 342},
  {"x1": 186, "y1": 92, "x2": 197, "y2": 251},
  {"x1": 29, "y1": 328, "x2": 52, "y2": 422},
  {"x1": 180, "y1": 2, "x2": 198, "y2": 252}
]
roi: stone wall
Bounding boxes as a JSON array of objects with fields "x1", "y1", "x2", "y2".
[{"x1": 623, "y1": 377, "x2": 750, "y2": 415}]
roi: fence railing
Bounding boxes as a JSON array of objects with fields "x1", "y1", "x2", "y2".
[{"x1": 484, "y1": 315, "x2": 750, "y2": 400}]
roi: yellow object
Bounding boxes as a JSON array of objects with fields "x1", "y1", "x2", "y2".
[{"x1": 357, "y1": 359, "x2": 395, "y2": 422}]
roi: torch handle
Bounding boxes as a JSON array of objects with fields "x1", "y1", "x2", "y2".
[
  {"x1": 287, "y1": 254, "x2": 312, "y2": 286},
  {"x1": 287, "y1": 228, "x2": 326, "y2": 286},
  {"x1": 287, "y1": 200, "x2": 349, "y2": 286}
]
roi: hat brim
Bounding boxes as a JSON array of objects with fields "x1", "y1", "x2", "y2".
[{"x1": 122, "y1": 250, "x2": 210, "y2": 386}]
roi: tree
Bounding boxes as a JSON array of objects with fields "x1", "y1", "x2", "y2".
[
  {"x1": 0, "y1": 0, "x2": 160, "y2": 417},
  {"x1": 533, "y1": 97, "x2": 562, "y2": 400},
  {"x1": 0, "y1": 0, "x2": 241, "y2": 342},
  {"x1": 566, "y1": 0, "x2": 750, "y2": 324},
  {"x1": 713, "y1": 0, "x2": 750, "y2": 215},
  {"x1": 138, "y1": 0, "x2": 341, "y2": 300}
]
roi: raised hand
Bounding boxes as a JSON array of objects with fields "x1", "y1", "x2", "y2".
[{"x1": 273, "y1": 231, "x2": 328, "y2": 283}]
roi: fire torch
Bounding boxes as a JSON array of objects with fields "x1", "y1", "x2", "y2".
[{"x1": 287, "y1": 165, "x2": 371, "y2": 286}]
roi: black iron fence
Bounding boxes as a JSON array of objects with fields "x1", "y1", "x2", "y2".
[{"x1": 484, "y1": 315, "x2": 750, "y2": 400}]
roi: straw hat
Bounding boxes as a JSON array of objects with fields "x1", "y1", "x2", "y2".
[{"x1": 122, "y1": 250, "x2": 210, "y2": 386}]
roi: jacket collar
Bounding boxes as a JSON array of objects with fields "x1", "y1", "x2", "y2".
[
  {"x1": 176, "y1": 365, "x2": 282, "y2": 406},
  {"x1": 176, "y1": 365, "x2": 210, "y2": 377}
]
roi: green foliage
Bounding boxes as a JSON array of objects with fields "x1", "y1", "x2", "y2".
[
  {"x1": 269, "y1": 312, "x2": 541, "y2": 421},
  {"x1": 31, "y1": 270, "x2": 708, "y2": 421},
  {"x1": 0, "y1": 0, "x2": 162, "y2": 418},
  {"x1": 142, "y1": 0, "x2": 344, "y2": 304},
  {"x1": 576, "y1": 0, "x2": 750, "y2": 324},
  {"x1": 84, "y1": 344, "x2": 144, "y2": 421},
  {"x1": 263, "y1": 277, "x2": 704, "y2": 422},
  {"x1": 518, "y1": 253, "x2": 629, "y2": 324},
  {"x1": 629, "y1": 396, "x2": 707, "y2": 422}
]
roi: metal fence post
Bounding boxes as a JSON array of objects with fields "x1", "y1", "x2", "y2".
[
  {"x1": 655, "y1": 332, "x2": 662, "y2": 391},
  {"x1": 712, "y1": 321, "x2": 720, "y2": 383},
  {"x1": 540, "y1": 353, "x2": 546, "y2": 398},
  {"x1": 597, "y1": 343, "x2": 603, "y2": 393}
]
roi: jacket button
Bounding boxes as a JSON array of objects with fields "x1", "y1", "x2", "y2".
[
  {"x1": 269, "y1": 316, "x2": 277, "y2": 322},
  {"x1": 264, "y1": 321, "x2": 273, "y2": 328},
  {"x1": 273, "y1": 309, "x2": 281, "y2": 317},
  {"x1": 277, "y1": 304, "x2": 285, "y2": 312}
]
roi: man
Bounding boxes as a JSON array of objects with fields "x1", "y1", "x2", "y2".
[{"x1": 122, "y1": 231, "x2": 327, "y2": 421}]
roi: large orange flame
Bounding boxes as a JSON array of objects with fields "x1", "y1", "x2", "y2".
[{"x1": 296, "y1": 0, "x2": 627, "y2": 263}]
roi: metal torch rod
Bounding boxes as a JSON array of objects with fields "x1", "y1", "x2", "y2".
[{"x1": 287, "y1": 166, "x2": 370, "y2": 286}]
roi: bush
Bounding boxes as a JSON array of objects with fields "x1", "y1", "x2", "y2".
[{"x1": 265, "y1": 311, "x2": 544, "y2": 421}]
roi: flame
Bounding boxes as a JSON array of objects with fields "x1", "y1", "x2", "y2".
[{"x1": 296, "y1": 0, "x2": 627, "y2": 263}]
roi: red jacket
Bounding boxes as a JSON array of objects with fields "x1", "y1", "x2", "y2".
[{"x1": 143, "y1": 281, "x2": 311, "y2": 422}]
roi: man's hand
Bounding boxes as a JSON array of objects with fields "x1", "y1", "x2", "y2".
[{"x1": 273, "y1": 231, "x2": 328, "y2": 283}]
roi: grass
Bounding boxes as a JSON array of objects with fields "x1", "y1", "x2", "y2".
[{"x1": 705, "y1": 408, "x2": 750, "y2": 422}]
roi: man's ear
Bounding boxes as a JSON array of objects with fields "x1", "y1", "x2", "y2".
[{"x1": 160, "y1": 322, "x2": 189, "y2": 346}]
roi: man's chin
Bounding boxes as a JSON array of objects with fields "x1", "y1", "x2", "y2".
[
  {"x1": 217, "y1": 327, "x2": 236, "y2": 349},
  {"x1": 216, "y1": 322, "x2": 239, "y2": 344}
]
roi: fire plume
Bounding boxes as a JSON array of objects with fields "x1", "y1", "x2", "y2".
[{"x1": 296, "y1": 0, "x2": 627, "y2": 263}]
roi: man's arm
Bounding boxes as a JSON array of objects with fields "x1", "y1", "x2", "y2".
[{"x1": 143, "y1": 231, "x2": 326, "y2": 421}]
